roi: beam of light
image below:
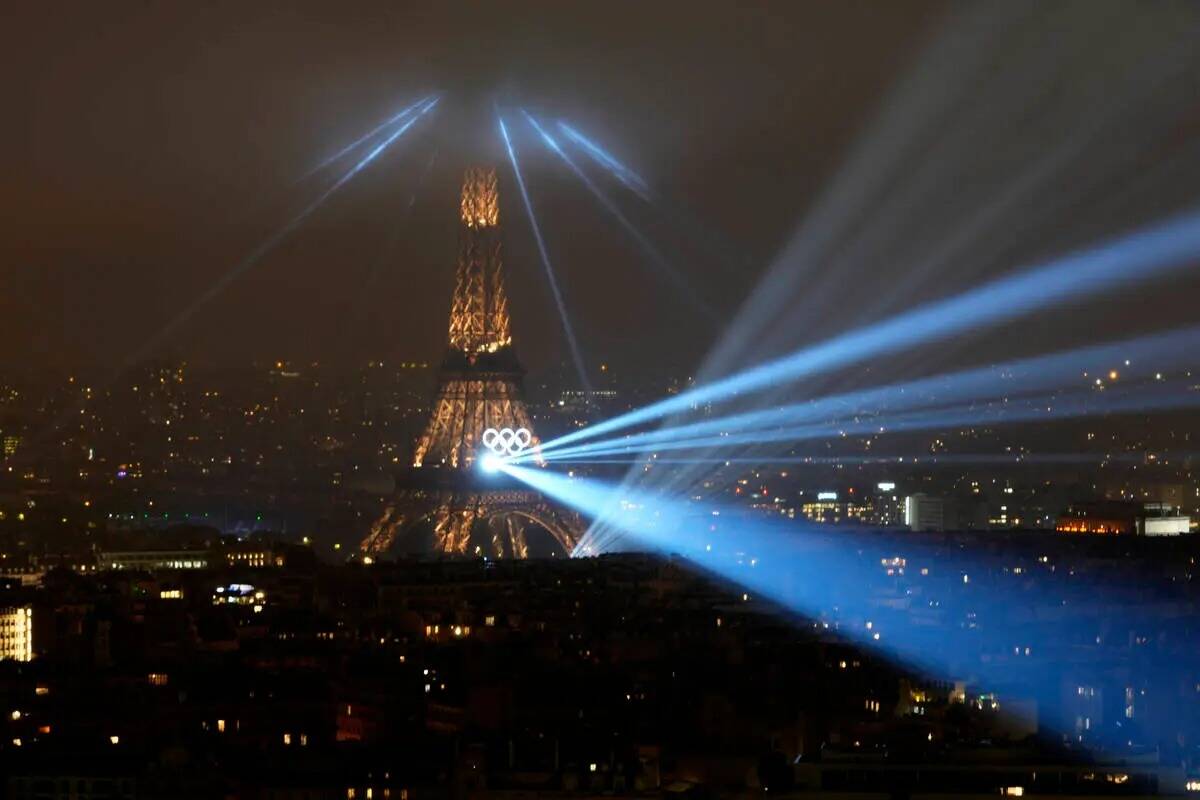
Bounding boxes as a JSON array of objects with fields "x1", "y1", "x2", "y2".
[
  {"x1": 599, "y1": 7, "x2": 1200, "y2": 550},
  {"x1": 500, "y1": 462, "x2": 1196, "y2": 751},
  {"x1": 555, "y1": 376, "x2": 1195, "y2": 465},
  {"x1": 536, "y1": 452, "x2": 1185, "y2": 467},
  {"x1": 526, "y1": 325, "x2": 1200, "y2": 463},
  {"x1": 298, "y1": 95, "x2": 433, "y2": 181},
  {"x1": 699, "y1": 3, "x2": 1199, "y2": 384},
  {"x1": 519, "y1": 109, "x2": 714, "y2": 317},
  {"x1": 541, "y1": 380, "x2": 1199, "y2": 471},
  {"x1": 124, "y1": 96, "x2": 440, "y2": 368},
  {"x1": 497, "y1": 111, "x2": 591, "y2": 392},
  {"x1": 306, "y1": 97, "x2": 439, "y2": 212},
  {"x1": 573, "y1": 376, "x2": 1193, "y2": 555},
  {"x1": 345, "y1": 143, "x2": 440, "y2": 338},
  {"x1": 536, "y1": 207, "x2": 1200, "y2": 457},
  {"x1": 557, "y1": 118, "x2": 752, "y2": 277},
  {"x1": 556, "y1": 121, "x2": 650, "y2": 200}
]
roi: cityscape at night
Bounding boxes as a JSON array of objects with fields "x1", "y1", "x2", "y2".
[{"x1": 6, "y1": 1, "x2": 1200, "y2": 797}]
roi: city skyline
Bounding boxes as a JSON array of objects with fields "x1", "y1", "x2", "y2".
[{"x1": 5, "y1": 1, "x2": 1200, "y2": 796}]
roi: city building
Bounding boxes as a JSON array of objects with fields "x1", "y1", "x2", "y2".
[
  {"x1": 0, "y1": 605, "x2": 33, "y2": 661},
  {"x1": 801, "y1": 492, "x2": 844, "y2": 524},
  {"x1": 1056, "y1": 501, "x2": 1192, "y2": 536},
  {"x1": 905, "y1": 493, "x2": 945, "y2": 532},
  {"x1": 1140, "y1": 501, "x2": 1192, "y2": 536},
  {"x1": 96, "y1": 550, "x2": 209, "y2": 571},
  {"x1": 867, "y1": 482, "x2": 905, "y2": 527}
]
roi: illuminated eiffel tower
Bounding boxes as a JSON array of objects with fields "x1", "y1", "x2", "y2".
[{"x1": 361, "y1": 167, "x2": 582, "y2": 557}]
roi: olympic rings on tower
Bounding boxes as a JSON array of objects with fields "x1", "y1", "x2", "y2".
[{"x1": 481, "y1": 427, "x2": 532, "y2": 456}]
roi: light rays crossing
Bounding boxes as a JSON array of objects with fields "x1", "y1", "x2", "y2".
[
  {"x1": 498, "y1": 112, "x2": 591, "y2": 392},
  {"x1": 493, "y1": 462, "x2": 1198, "y2": 750},
  {"x1": 299, "y1": 95, "x2": 433, "y2": 181},
  {"x1": 556, "y1": 121, "x2": 650, "y2": 200},
  {"x1": 518, "y1": 325, "x2": 1200, "y2": 465},
  {"x1": 534, "y1": 207, "x2": 1200, "y2": 458},
  {"x1": 125, "y1": 96, "x2": 441, "y2": 368},
  {"x1": 520, "y1": 109, "x2": 714, "y2": 316}
]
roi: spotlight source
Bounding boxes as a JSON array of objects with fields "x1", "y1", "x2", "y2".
[{"x1": 479, "y1": 452, "x2": 502, "y2": 474}]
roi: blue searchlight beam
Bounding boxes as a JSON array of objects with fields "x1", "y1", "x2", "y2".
[
  {"x1": 521, "y1": 109, "x2": 714, "y2": 318},
  {"x1": 498, "y1": 111, "x2": 592, "y2": 392},
  {"x1": 538, "y1": 208, "x2": 1200, "y2": 456},
  {"x1": 556, "y1": 121, "x2": 651, "y2": 200},
  {"x1": 299, "y1": 95, "x2": 433, "y2": 181},
  {"x1": 126, "y1": 97, "x2": 440, "y2": 367},
  {"x1": 527, "y1": 325, "x2": 1200, "y2": 464},
  {"x1": 499, "y1": 462, "x2": 1194, "y2": 752}
]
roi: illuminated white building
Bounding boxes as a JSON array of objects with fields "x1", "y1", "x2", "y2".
[
  {"x1": 1139, "y1": 502, "x2": 1191, "y2": 536},
  {"x1": 0, "y1": 606, "x2": 33, "y2": 662},
  {"x1": 905, "y1": 494, "x2": 945, "y2": 532},
  {"x1": 97, "y1": 550, "x2": 209, "y2": 571}
]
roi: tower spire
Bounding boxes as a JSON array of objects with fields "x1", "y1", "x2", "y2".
[
  {"x1": 412, "y1": 166, "x2": 535, "y2": 471},
  {"x1": 447, "y1": 167, "x2": 511, "y2": 357}
]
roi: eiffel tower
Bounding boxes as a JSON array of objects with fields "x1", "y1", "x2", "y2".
[{"x1": 361, "y1": 167, "x2": 583, "y2": 558}]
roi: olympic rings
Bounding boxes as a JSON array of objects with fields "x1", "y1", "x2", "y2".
[{"x1": 481, "y1": 427, "x2": 532, "y2": 456}]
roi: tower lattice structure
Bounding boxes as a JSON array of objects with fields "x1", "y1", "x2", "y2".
[{"x1": 361, "y1": 167, "x2": 582, "y2": 558}]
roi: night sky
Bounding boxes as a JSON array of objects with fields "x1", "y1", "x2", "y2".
[{"x1": 5, "y1": 1, "x2": 1199, "y2": 382}]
